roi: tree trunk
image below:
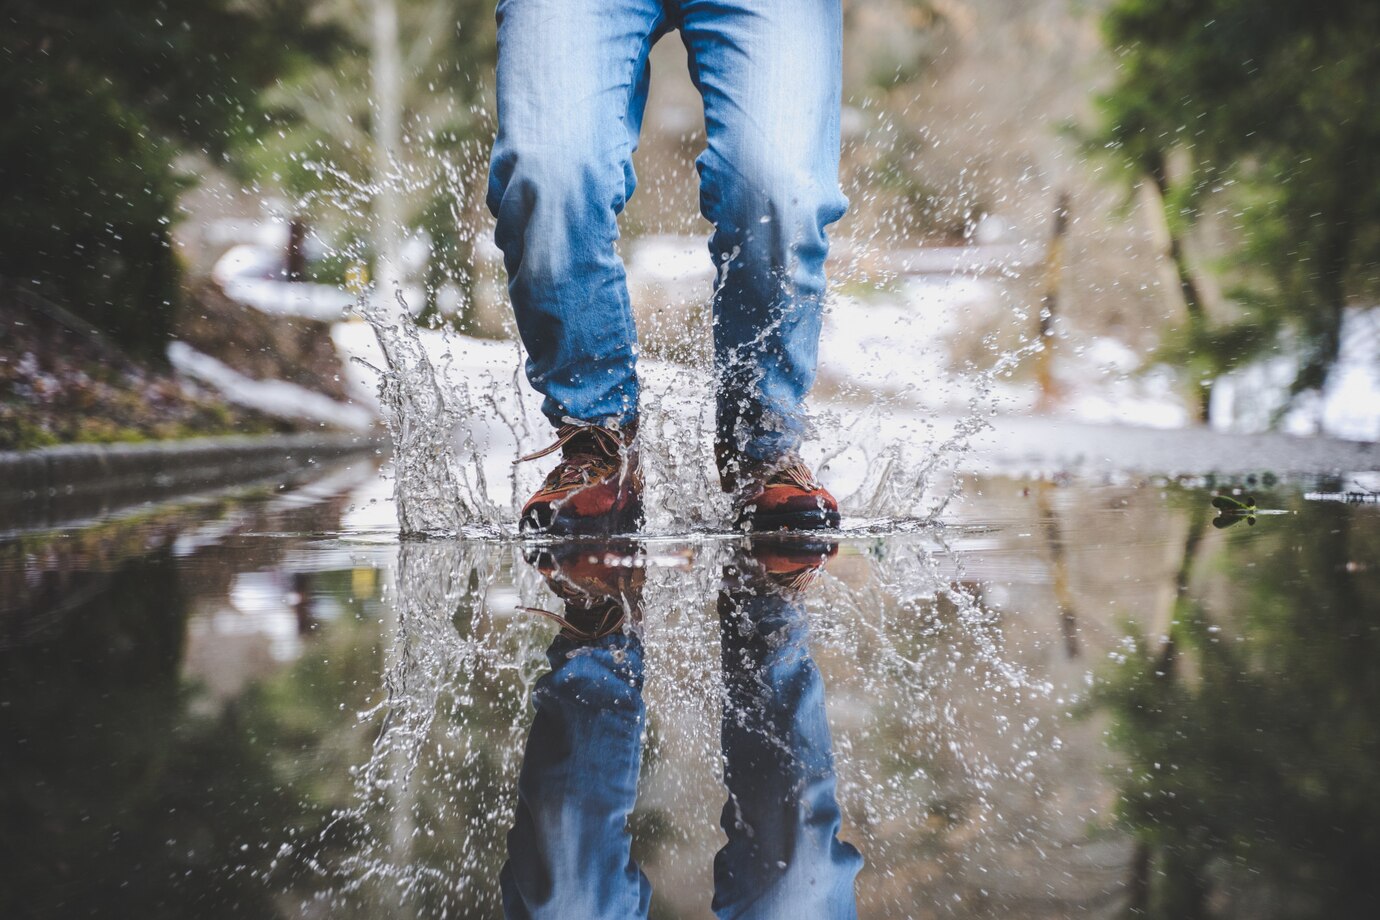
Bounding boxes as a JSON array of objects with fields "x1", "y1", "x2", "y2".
[
  {"x1": 1034, "y1": 192, "x2": 1070, "y2": 412},
  {"x1": 1294, "y1": 191, "x2": 1354, "y2": 398},
  {"x1": 370, "y1": 0, "x2": 405, "y2": 317},
  {"x1": 1140, "y1": 153, "x2": 1213, "y2": 422},
  {"x1": 285, "y1": 216, "x2": 308, "y2": 282}
]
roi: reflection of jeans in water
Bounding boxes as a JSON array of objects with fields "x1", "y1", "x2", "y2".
[
  {"x1": 713, "y1": 586, "x2": 862, "y2": 918},
  {"x1": 487, "y1": 0, "x2": 848, "y2": 461},
  {"x1": 500, "y1": 595, "x2": 860, "y2": 919},
  {"x1": 500, "y1": 631, "x2": 651, "y2": 919}
]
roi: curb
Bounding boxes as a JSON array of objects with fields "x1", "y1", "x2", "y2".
[{"x1": 0, "y1": 432, "x2": 379, "y2": 531}]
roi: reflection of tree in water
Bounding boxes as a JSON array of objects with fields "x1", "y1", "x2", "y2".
[
  {"x1": 0, "y1": 544, "x2": 314, "y2": 918},
  {"x1": 1096, "y1": 497, "x2": 1380, "y2": 918},
  {"x1": 0, "y1": 495, "x2": 378, "y2": 919}
]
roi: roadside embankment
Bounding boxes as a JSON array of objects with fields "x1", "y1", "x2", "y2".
[{"x1": 0, "y1": 432, "x2": 377, "y2": 534}]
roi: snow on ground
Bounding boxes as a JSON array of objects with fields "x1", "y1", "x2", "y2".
[
  {"x1": 817, "y1": 276, "x2": 1192, "y2": 429},
  {"x1": 1211, "y1": 307, "x2": 1380, "y2": 441},
  {"x1": 211, "y1": 245, "x2": 356, "y2": 320},
  {"x1": 1053, "y1": 339, "x2": 1190, "y2": 429},
  {"x1": 210, "y1": 243, "x2": 425, "y2": 321},
  {"x1": 332, "y1": 243, "x2": 1380, "y2": 518},
  {"x1": 626, "y1": 234, "x2": 716, "y2": 287},
  {"x1": 212, "y1": 231, "x2": 1378, "y2": 443},
  {"x1": 205, "y1": 229, "x2": 1380, "y2": 520},
  {"x1": 168, "y1": 341, "x2": 375, "y2": 431},
  {"x1": 820, "y1": 276, "x2": 996, "y2": 409}
]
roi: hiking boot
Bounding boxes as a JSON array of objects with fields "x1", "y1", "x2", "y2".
[
  {"x1": 517, "y1": 418, "x2": 642, "y2": 535},
  {"x1": 524, "y1": 540, "x2": 645, "y2": 641},
  {"x1": 717, "y1": 448, "x2": 840, "y2": 531}
]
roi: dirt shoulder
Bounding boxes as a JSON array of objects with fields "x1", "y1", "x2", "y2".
[{"x1": 0, "y1": 285, "x2": 294, "y2": 451}]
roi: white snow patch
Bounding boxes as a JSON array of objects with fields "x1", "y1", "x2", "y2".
[
  {"x1": 627, "y1": 234, "x2": 715, "y2": 286},
  {"x1": 819, "y1": 276, "x2": 999, "y2": 411},
  {"x1": 168, "y1": 341, "x2": 375, "y2": 431},
  {"x1": 1211, "y1": 307, "x2": 1380, "y2": 441},
  {"x1": 211, "y1": 243, "x2": 424, "y2": 321}
]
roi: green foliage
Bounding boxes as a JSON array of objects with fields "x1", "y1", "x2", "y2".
[
  {"x1": 1210, "y1": 493, "x2": 1255, "y2": 514},
  {"x1": 1091, "y1": 0, "x2": 1380, "y2": 402},
  {"x1": 1095, "y1": 496, "x2": 1380, "y2": 917},
  {"x1": 0, "y1": 2, "x2": 338, "y2": 361},
  {"x1": 247, "y1": 0, "x2": 498, "y2": 321}
]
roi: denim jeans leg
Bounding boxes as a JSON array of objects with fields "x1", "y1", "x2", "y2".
[
  {"x1": 487, "y1": 0, "x2": 670, "y2": 428},
  {"x1": 711, "y1": 587, "x2": 863, "y2": 919},
  {"x1": 500, "y1": 632, "x2": 651, "y2": 920},
  {"x1": 679, "y1": 0, "x2": 849, "y2": 462}
]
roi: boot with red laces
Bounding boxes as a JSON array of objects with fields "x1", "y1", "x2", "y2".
[
  {"x1": 718, "y1": 447, "x2": 841, "y2": 532},
  {"x1": 517, "y1": 419, "x2": 642, "y2": 535}
]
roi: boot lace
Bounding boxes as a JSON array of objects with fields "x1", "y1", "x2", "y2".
[
  {"x1": 516, "y1": 418, "x2": 628, "y2": 496},
  {"x1": 764, "y1": 460, "x2": 821, "y2": 491}
]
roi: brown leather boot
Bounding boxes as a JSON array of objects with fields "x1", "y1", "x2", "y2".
[
  {"x1": 517, "y1": 419, "x2": 642, "y2": 535},
  {"x1": 717, "y1": 447, "x2": 840, "y2": 531}
]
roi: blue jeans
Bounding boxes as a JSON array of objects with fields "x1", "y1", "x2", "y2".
[
  {"x1": 487, "y1": 0, "x2": 848, "y2": 462},
  {"x1": 499, "y1": 589, "x2": 861, "y2": 919}
]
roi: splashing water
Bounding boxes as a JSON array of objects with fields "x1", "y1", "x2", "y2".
[
  {"x1": 276, "y1": 41, "x2": 1046, "y2": 538},
  {"x1": 294, "y1": 531, "x2": 1059, "y2": 916},
  {"x1": 279, "y1": 39, "x2": 1066, "y2": 911},
  {"x1": 354, "y1": 273, "x2": 1039, "y2": 538},
  {"x1": 311, "y1": 192, "x2": 1059, "y2": 914},
  {"x1": 356, "y1": 293, "x2": 501, "y2": 536}
]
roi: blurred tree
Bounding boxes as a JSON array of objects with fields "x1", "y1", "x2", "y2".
[
  {"x1": 1090, "y1": 0, "x2": 1380, "y2": 422},
  {"x1": 0, "y1": 1, "x2": 338, "y2": 361},
  {"x1": 242, "y1": 0, "x2": 497, "y2": 325}
]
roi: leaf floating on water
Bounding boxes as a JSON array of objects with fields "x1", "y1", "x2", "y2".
[
  {"x1": 1212, "y1": 493, "x2": 1262, "y2": 529},
  {"x1": 1211, "y1": 493, "x2": 1257, "y2": 513}
]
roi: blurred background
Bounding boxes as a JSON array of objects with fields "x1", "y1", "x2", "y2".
[
  {"x1": 3, "y1": 0, "x2": 1378, "y2": 450},
  {"x1": 5, "y1": 6, "x2": 1380, "y2": 918}
]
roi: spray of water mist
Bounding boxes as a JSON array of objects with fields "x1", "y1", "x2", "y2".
[{"x1": 352, "y1": 249, "x2": 1041, "y2": 537}]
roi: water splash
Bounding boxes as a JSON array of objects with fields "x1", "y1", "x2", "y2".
[
  {"x1": 358, "y1": 291, "x2": 511, "y2": 537},
  {"x1": 354, "y1": 281, "x2": 1039, "y2": 537},
  {"x1": 302, "y1": 534, "x2": 1057, "y2": 915}
]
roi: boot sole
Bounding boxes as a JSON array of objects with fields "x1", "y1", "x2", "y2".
[
  {"x1": 737, "y1": 507, "x2": 841, "y2": 532},
  {"x1": 521, "y1": 499, "x2": 645, "y2": 537}
]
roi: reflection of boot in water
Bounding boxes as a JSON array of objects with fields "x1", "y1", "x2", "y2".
[
  {"x1": 503, "y1": 541, "x2": 651, "y2": 920},
  {"x1": 523, "y1": 540, "x2": 645, "y2": 641},
  {"x1": 713, "y1": 539, "x2": 862, "y2": 919},
  {"x1": 725, "y1": 537, "x2": 838, "y2": 594}
]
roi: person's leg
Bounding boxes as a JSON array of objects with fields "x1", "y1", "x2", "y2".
[
  {"x1": 677, "y1": 0, "x2": 849, "y2": 465},
  {"x1": 711, "y1": 558, "x2": 862, "y2": 919},
  {"x1": 500, "y1": 630, "x2": 650, "y2": 920},
  {"x1": 487, "y1": 0, "x2": 670, "y2": 428}
]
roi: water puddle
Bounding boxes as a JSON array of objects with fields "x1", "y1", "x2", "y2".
[{"x1": 3, "y1": 461, "x2": 1376, "y2": 918}]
